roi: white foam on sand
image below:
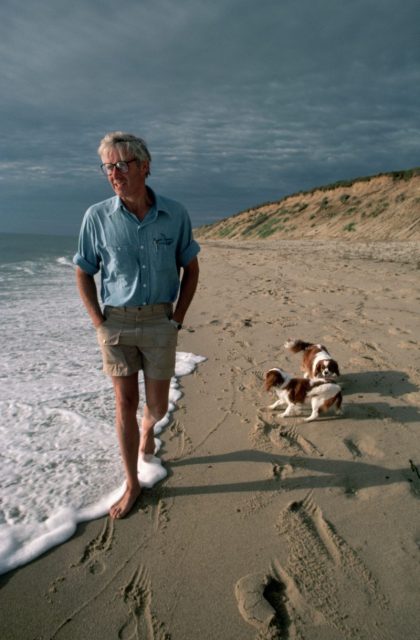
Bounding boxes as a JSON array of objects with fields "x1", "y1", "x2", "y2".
[
  {"x1": 0, "y1": 255, "x2": 206, "y2": 575},
  {"x1": 0, "y1": 256, "x2": 205, "y2": 573},
  {"x1": 0, "y1": 353, "x2": 205, "y2": 575}
]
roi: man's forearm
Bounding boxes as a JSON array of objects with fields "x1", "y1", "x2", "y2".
[
  {"x1": 76, "y1": 267, "x2": 104, "y2": 328},
  {"x1": 173, "y1": 258, "x2": 199, "y2": 324}
]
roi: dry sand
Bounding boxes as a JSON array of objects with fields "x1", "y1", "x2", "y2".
[{"x1": 1, "y1": 239, "x2": 420, "y2": 640}]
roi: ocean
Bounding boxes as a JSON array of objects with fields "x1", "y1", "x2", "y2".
[{"x1": 0, "y1": 233, "x2": 204, "y2": 575}]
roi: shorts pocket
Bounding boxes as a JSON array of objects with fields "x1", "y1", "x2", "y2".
[
  {"x1": 141, "y1": 316, "x2": 178, "y2": 348},
  {"x1": 97, "y1": 323, "x2": 121, "y2": 346}
]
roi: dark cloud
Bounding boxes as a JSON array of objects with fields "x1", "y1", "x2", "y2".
[{"x1": 1, "y1": 0, "x2": 419, "y2": 234}]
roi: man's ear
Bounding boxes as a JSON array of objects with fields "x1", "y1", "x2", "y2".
[{"x1": 141, "y1": 160, "x2": 150, "y2": 177}]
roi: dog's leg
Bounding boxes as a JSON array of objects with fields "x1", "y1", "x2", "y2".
[
  {"x1": 268, "y1": 399, "x2": 284, "y2": 410},
  {"x1": 319, "y1": 391, "x2": 344, "y2": 417},
  {"x1": 280, "y1": 403, "x2": 298, "y2": 417},
  {"x1": 305, "y1": 397, "x2": 322, "y2": 422},
  {"x1": 335, "y1": 391, "x2": 344, "y2": 416}
]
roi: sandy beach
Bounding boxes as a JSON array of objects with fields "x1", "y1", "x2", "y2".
[{"x1": 1, "y1": 238, "x2": 420, "y2": 640}]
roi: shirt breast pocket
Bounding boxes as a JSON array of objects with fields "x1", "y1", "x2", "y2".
[{"x1": 154, "y1": 240, "x2": 176, "y2": 271}]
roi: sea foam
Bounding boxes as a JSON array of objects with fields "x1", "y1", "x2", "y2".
[{"x1": 0, "y1": 247, "x2": 205, "y2": 575}]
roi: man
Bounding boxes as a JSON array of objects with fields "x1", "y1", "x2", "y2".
[{"x1": 73, "y1": 132, "x2": 200, "y2": 519}]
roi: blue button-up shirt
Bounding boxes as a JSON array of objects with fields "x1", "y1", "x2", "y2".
[{"x1": 73, "y1": 189, "x2": 200, "y2": 306}]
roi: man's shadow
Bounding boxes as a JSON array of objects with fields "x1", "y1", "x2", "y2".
[
  {"x1": 161, "y1": 450, "x2": 420, "y2": 498},
  {"x1": 156, "y1": 368, "x2": 419, "y2": 498}
]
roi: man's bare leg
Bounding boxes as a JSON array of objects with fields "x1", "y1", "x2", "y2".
[
  {"x1": 140, "y1": 377, "x2": 171, "y2": 457},
  {"x1": 110, "y1": 373, "x2": 142, "y2": 519}
]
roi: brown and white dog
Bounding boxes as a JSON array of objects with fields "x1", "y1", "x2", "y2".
[
  {"x1": 264, "y1": 368, "x2": 343, "y2": 422},
  {"x1": 284, "y1": 339, "x2": 340, "y2": 381}
]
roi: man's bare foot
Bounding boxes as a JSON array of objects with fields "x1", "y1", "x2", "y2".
[{"x1": 109, "y1": 484, "x2": 141, "y2": 519}]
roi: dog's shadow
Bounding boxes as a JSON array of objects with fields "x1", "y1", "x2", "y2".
[
  {"x1": 339, "y1": 370, "x2": 417, "y2": 397},
  {"x1": 343, "y1": 400, "x2": 420, "y2": 423},
  {"x1": 338, "y1": 370, "x2": 419, "y2": 423}
]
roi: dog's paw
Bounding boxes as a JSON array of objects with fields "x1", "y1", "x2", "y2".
[
  {"x1": 304, "y1": 414, "x2": 319, "y2": 422},
  {"x1": 280, "y1": 410, "x2": 295, "y2": 418}
]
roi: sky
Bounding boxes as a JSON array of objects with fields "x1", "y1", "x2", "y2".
[{"x1": 1, "y1": 0, "x2": 419, "y2": 236}]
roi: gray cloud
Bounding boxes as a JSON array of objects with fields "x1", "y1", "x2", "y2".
[{"x1": 1, "y1": 0, "x2": 419, "y2": 234}]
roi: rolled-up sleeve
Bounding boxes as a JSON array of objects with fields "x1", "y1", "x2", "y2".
[
  {"x1": 72, "y1": 211, "x2": 100, "y2": 275},
  {"x1": 176, "y1": 207, "x2": 201, "y2": 267}
]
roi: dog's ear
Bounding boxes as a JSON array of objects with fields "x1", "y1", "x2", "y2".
[
  {"x1": 331, "y1": 361, "x2": 340, "y2": 376},
  {"x1": 264, "y1": 370, "x2": 282, "y2": 391},
  {"x1": 264, "y1": 371, "x2": 275, "y2": 391}
]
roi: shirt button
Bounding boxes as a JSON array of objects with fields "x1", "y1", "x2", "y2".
[
  {"x1": 143, "y1": 284, "x2": 146, "y2": 288},
  {"x1": 140, "y1": 245, "x2": 144, "y2": 250},
  {"x1": 142, "y1": 265, "x2": 146, "y2": 269}
]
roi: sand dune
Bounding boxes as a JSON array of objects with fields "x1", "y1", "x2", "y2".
[
  {"x1": 1, "y1": 238, "x2": 419, "y2": 639},
  {"x1": 196, "y1": 170, "x2": 420, "y2": 241}
]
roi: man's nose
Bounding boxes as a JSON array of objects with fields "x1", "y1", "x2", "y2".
[{"x1": 110, "y1": 165, "x2": 124, "y2": 175}]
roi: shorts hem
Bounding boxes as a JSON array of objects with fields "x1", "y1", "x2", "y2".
[{"x1": 103, "y1": 365, "x2": 175, "y2": 379}]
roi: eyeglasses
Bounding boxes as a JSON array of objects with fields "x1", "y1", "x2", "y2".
[{"x1": 100, "y1": 159, "x2": 138, "y2": 175}]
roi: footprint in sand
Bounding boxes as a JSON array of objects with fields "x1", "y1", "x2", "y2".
[
  {"x1": 235, "y1": 572, "x2": 292, "y2": 639},
  {"x1": 169, "y1": 419, "x2": 193, "y2": 460},
  {"x1": 250, "y1": 418, "x2": 323, "y2": 457},
  {"x1": 236, "y1": 493, "x2": 391, "y2": 640},
  {"x1": 250, "y1": 416, "x2": 276, "y2": 452},
  {"x1": 45, "y1": 519, "x2": 115, "y2": 603},
  {"x1": 149, "y1": 493, "x2": 171, "y2": 533},
  {"x1": 118, "y1": 565, "x2": 170, "y2": 640},
  {"x1": 74, "y1": 518, "x2": 115, "y2": 575},
  {"x1": 275, "y1": 494, "x2": 389, "y2": 637},
  {"x1": 271, "y1": 425, "x2": 323, "y2": 457}
]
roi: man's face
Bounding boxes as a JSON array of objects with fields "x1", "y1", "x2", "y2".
[{"x1": 101, "y1": 147, "x2": 147, "y2": 201}]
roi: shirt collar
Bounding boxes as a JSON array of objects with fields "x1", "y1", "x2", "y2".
[{"x1": 108, "y1": 187, "x2": 173, "y2": 218}]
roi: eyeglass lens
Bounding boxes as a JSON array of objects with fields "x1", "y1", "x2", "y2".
[{"x1": 101, "y1": 161, "x2": 130, "y2": 175}]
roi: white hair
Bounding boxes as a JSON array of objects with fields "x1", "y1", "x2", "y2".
[{"x1": 98, "y1": 131, "x2": 151, "y2": 176}]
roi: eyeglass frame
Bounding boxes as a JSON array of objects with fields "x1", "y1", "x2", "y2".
[{"x1": 100, "y1": 158, "x2": 139, "y2": 175}]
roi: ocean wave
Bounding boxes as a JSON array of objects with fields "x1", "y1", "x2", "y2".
[{"x1": 56, "y1": 256, "x2": 75, "y2": 268}]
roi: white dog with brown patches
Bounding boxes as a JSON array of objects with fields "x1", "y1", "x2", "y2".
[
  {"x1": 265, "y1": 368, "x2": 343, "y2": 422},
  {"x1": 284, "y1": 338, "x2": 340, "y2": 381}
]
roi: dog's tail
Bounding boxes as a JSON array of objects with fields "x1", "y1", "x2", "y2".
[{"x1": 284, "y1": 338, "x2": 314, "y2": 353}]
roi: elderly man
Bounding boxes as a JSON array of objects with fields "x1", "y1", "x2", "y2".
[{"x1": 73, "y1": 132, "x2": 200, "y2": 519}]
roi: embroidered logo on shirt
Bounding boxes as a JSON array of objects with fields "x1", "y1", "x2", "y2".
[{"x1": 153, "y1": 233, "x2": 174, "y2": 249}]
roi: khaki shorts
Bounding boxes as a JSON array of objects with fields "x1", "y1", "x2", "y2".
[{"x1": 96, "y1": 304, "x2": 178, "y2": 379}]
